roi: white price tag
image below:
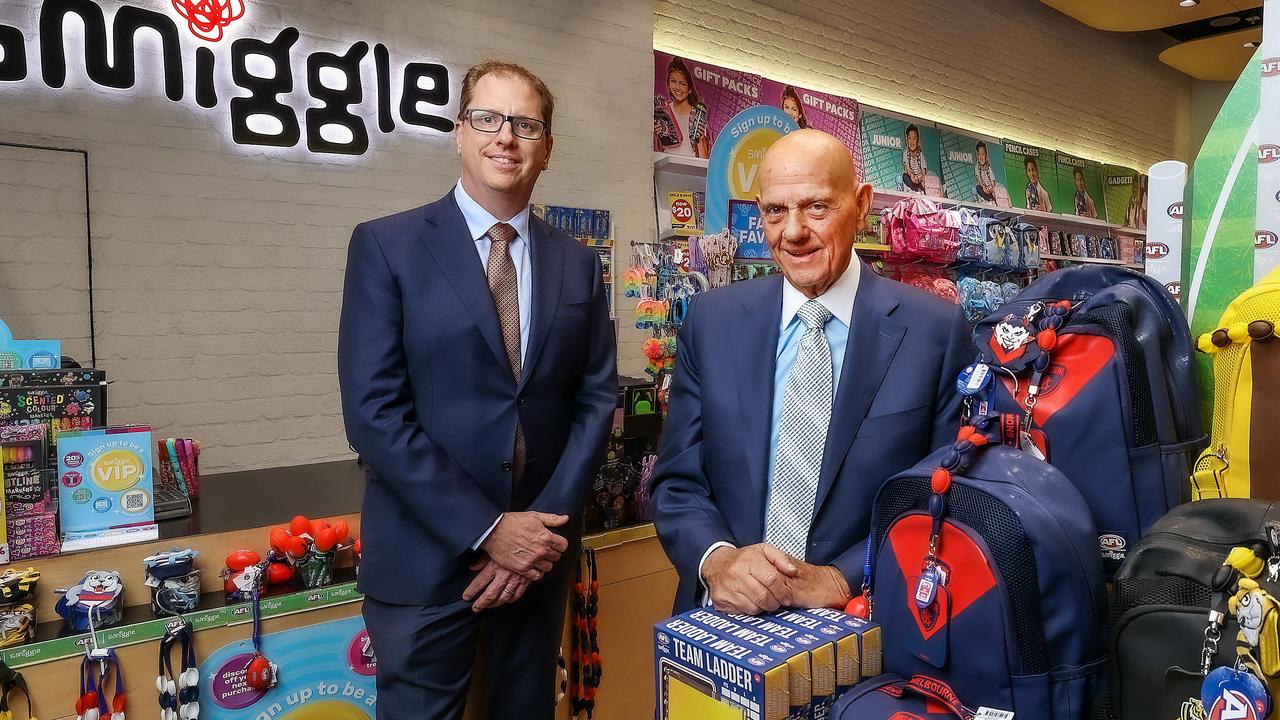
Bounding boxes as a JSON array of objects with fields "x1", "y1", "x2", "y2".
[{"x1": 974, "y1": 708, "x2": 1014, "y2": 720}]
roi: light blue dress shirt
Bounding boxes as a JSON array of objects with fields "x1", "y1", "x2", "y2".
[
  {"x1": 453, "y1": 181, "x2": 534, "y2": 549},
  {"x1": 697, "y1": 258, "x2": 861, "y2": 594}
]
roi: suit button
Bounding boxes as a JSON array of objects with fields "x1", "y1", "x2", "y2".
[
  {"x1": 518, "y1": 398, "x2": 526, "y2": 406},
  {"x1": 501, "y1": 461, "x2": 513, "y2": 472}
]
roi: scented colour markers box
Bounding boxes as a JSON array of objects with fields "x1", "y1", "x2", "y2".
[
  {"x1": 655, "y1": 610, "x2": 803, "y2": 720},
  {"x1": 774, "y1": 609, "x2": 883, "y2": 690}
]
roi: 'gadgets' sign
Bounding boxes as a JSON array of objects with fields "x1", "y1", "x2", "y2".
[{"x1": 0, "y1": 0, "x2": 454, "y2": 155}]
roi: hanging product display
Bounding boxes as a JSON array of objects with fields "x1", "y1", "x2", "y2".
[
  {"x1": 155, "y1": 622, "x2": 199, "y2": 720},
  {"x1": 570, "y1": 548, "x2": 601, "y2": 720},
  {"x1": 0, "y1": 659, "x2": 34, "y2": 720}
]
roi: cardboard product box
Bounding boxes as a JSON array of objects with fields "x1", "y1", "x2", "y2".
[
  {"x1": 774, "y1": 608, "x2": 884, "y2": 688},
  {"x1": 655, "y1": 611, "x2": 803, "y2": 720},
  {"x1": 6, "y1": 510, "x2": 57, "y2": 560},
  {"x1": 684, "y1": 609, "x2": 814, "y2": 718},
  {"x1": 0, "y1": 369, "x2": 105, "y2": 388},
  {"x1": 724, "y1": 612, "x2": 840, "y2": 720},
  {"x1": 0, "y1": 384, "x2": 107, "y2": 464}
]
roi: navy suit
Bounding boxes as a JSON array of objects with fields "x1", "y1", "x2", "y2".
[
  {"x1": 651, "y1": 264, "x2": 971, "y2": 612},
  {"x1": 338, "y1": 192, "x2": 617, "y2": 718}
]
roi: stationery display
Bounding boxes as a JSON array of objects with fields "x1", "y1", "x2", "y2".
[{"x1": 56, "y1": 426, "x2": 157, "y2": 552}]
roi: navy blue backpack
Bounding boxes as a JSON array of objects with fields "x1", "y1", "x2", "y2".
[
  {"x1": 843, "y1": 427, "x2": 1108, "y2": 720},
  {"x1": 971, "y1": 266, "x2": 1205, "y2": 577}
]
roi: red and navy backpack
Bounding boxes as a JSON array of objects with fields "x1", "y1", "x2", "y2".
[
  {"x1": 844, "y1": 420, "x2": 1108, "y2": 719},
  {"x1": 970, "y1": 266, "x2": 1205, "y2": 576}
]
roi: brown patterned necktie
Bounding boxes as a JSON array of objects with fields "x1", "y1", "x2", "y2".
[{"x1": 485, "y1": 222, "x2": 526, "y2": 481}]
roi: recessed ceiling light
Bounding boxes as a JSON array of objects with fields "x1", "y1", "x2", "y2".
[
  {"x1": 1179, "y1": 0, "x2": 1199, "y2": 7},
  {"x1": 1209, "y1": 16, "x2": 1240, "y2": 27},
  {"x1": 1244, "y1": 41, "x2": 1260, "y2": 48}
]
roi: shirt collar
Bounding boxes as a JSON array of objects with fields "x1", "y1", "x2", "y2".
[
  {"x1": 780, "y1": 256, "x2": 860, "y2": 331},
  {"x1": 453, "y1": 181, "x2": 532, "y2": 245}
]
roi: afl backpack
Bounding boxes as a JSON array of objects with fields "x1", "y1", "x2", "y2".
[
  {"x1": 1191, "y1": 265, "x2": 1280, "y2": 500},
  {"x1": 971, "y1": 266, "x2": 1205, "y2": 576},
  {"x1": 857, "y1": 422, "x2": 1108, "y2": 719}
]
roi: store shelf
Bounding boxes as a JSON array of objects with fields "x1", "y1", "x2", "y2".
[
  {"x1": 651, "y1": 160, "x2": 1149, "y2": 240},
  {"x1": 0, "y1": 574, "x2": 361, "y2": 669},
  {"x1": 1042, "y1": 253, "x2": 1144, "y2": 269},
  {"x1": 653, "y1": 152, "x2": 710, "y2": 176}
]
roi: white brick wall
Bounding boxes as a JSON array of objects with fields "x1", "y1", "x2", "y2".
[
  {"x1": 656, "y1": 0, "x2": 1193, "y2": 169},
  {"x1": 0, "y1": 0, "x2": 654, "y2": 472}
]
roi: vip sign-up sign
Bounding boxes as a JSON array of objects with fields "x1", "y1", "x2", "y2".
[
  {"x1": 704, "y1": 105, "x2": 798, "y2": 259},
  {"x1": 1257, "y1": 0, "x2": 1280, "y2": 280}
]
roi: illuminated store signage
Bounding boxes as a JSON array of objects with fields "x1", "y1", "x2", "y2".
[{"x1": 0, "y1": 0, "x2": 453, "y2": 155}]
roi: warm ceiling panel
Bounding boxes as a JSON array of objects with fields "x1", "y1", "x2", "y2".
[
  {"x1": 1158, "y1": 27, "x2": 1263, "y2": 80},
  {"x1": 1040, "y1": 0, "x2": 1256, "y2": 32}
]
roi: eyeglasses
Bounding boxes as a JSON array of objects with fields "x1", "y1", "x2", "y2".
[{"x1": 462, "y1": 109, "x2": 548, "y2": 140}]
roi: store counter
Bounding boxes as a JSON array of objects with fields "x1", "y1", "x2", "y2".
[
  {"x1": 6, "y1": 461, "x2": 676, "y2": 720},
  {"x1": 6, "y1": 461, "x2": 365, "y2": 719}
]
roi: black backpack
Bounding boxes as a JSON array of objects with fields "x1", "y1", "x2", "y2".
[{"x1": 1107, "y1": 499, "x2": 1280, "y2": 720}]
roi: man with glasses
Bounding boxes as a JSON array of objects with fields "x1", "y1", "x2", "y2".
[{"x1": 339, "y1": 60, "x2": 617, "y2": 720}]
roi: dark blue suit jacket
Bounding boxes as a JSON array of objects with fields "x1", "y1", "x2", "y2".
[
  {"x1": 338, "y1": 192, "x2": 617, "y2": 607},
  {"x1": 651, "y1": 264, "x2": 971, "y2": 611}
]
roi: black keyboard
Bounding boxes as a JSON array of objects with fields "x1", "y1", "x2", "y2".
[{"x1": 154, "y1": 482, "x2": 192, "y2": 521}]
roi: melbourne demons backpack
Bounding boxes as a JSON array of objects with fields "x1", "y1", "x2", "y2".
[
  {"x1": 1191, "y1": 265, "x2": 1280, "y2": 500},
  {"x1": 855, "y1": 421, "x2": 1108, "y2": 719},
  {"x1": 971, "y1": 265, "x2": 1205, "y2": 576}
]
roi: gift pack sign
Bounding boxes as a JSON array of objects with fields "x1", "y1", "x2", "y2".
[{"x1": 57, "y1": 426, "x2": 157, "y2": 550}]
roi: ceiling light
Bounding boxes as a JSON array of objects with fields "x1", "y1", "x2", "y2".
[
  {"x1": 1179, "y1": 0, "x2": 1199, "y2": 6},
  {"x1": 1209, "y1": 16, "x2": 1240, "y2": 27},
  {"x1": 1244, "y1": 41, "x2": 1260, "y2": 48}
]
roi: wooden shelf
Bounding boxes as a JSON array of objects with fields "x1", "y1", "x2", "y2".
[{"x1": 1042, "y1": 253, "x2": 1144, "y2": 269}]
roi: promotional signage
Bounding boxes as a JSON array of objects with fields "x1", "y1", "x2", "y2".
[
  {"x1": 939, "y1": 128, "x2": 1009, "y2": 206},
  {"x1": 0, "y1": 0, "x2": 454, "y2": 155},
  {"x1": 653, "y1": 51, "x2": 762, "y2": 160},
  {"x1": 1257, "y1": 1, "x2": 1280, "y2": 280},
  {"x1": 703, "y1": 105, "x2": 798, "y2": 236},
  {"x1": 1054, "y1": 152, "x2": 1105, "y2": 220},
  {"x1": 1003, "y1": 141, "x2": 1058, "y2": 213},
  {"x1": 1103, "y1": 165, "x2": 1147, "y2": 230},
  {"x1": 860, "y1": 110, "x2": 942, "y2": 196},
  {"x1": 760, "y1": 79, "x2": 861, "y2": 169},
  {"x1": 1146, "y1": 160, "x2": 1185, "y2": 302},
  {"x1": 201, "y1": 615, "x2": 376, "y2": 719}
]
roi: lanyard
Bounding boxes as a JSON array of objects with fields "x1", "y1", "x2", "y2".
[
  {"x1": 571, "y1": 548, "x2": 600, "y2": 719},
  {"x1": 77, "y1": 649, "x2": 124, "y2": 720},
  {"x1": 157, "y1": 624, "x2": 199, "y2": 720}
]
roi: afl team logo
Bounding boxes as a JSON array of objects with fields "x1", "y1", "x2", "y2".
[
  {"x1": 1265, "y1": 58, "x2": 1280, "y2": 78},
  {"x1": 1100, "y1": 534, "x2": 1126, "y2": 552},
  {"x1": 1256, "y1": 231, "x2": 1278, "y2": 250},
  {"x1": 1167, "y1": 201, "x2": 1184, "y2": 219},
  {"x1": 1166, "y1": 281, "x2": 1182, "y2": 299},
  {"x1": 1207, "y1": 688, "x2": 1263, "y2": 719},
  {"x1": 1146, "y1": 242, "x2": 1170, "y2": 259},
  {"x1": 1260, "y1": 145, "x2": 1280, "y2": 164}
]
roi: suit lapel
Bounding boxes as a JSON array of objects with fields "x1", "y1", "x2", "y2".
[
  {"x1": 420, "y1": 194, "x2": 510, "y2": 372},
  {"x1": 813, "y1": 269, "x2": 906, "y2": 514},
  {"x1": 736, "y1": 276, "x2": 783, "y2": 541},
  {"x1": 520, "y1": 218, "x2": 564, "y2": 391}
]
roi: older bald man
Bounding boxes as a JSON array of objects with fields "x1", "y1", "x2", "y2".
[{"x1": 651, "y1": 130, "x2": 972, "y2": 614}]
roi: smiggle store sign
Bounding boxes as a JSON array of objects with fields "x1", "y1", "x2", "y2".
[{"x1": 0, "y1": 0, "x2": 454, "y2": 155}]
